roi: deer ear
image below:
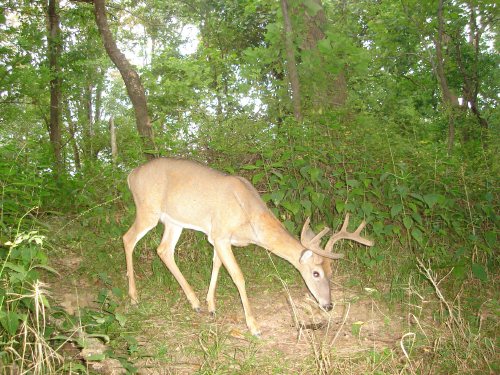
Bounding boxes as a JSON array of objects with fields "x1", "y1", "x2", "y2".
[{"x1": 299, "y1": 249, "x2": 313, "y2": 264}]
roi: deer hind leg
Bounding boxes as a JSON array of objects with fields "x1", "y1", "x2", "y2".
[
  {"x1": 123, "y1": 213, "x2": 159, "y2": 304},
  {"x1": 214, "y1": 239, "x2": 260, "y2": 336},
  {"x1": 206, "y1": 251, "x2": 222, "y2": 315},
  {"x1": 156, "y1": 222, "x2": 201, "y2": 312}
]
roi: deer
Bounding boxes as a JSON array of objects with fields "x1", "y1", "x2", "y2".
[{"x1": 123, "y1": 158, "x2": 374, "y2": 336}]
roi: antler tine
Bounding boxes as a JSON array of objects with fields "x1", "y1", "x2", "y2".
[
  {"x1": 309, "y1": 249, "x2": 345, "y2": 259},
  {"x1": 301, "y1": 217, "x2": 330, "y2": 246},
  {"x1": 310, "y1": 227, "x2": 330, "y2": 245},
  {"x1": 300, "y1": 217, "x2": 312, "y2": 241},
  {"x1": 325, "y1": 213, "x2": 374, "y2": 252},
  {"x1": 340, "y1": 213, "x2": 350, "y2": 232},
  {"x1": 300, "y1": 217, "x2": 344, "y2": 259},
  {"x1": 354, "y1": 220, "x2": 367, "y2": 235}
]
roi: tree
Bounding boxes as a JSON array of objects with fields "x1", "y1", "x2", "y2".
[
  {"x1": 47, "y1": 0, "x2": 63, "y2": 174},
  {"x1": 93, "y1": 0, "x2": 157, "y2": 159},
  {"x1": 301, "y1": 0, "x2": 347, "y2": 108},
  {"x1": 280, "y1": 0, "x2": 302, "y2": 121},
  {"x1": 434, "y1": 0, "x2": 460, "y2": 153}
]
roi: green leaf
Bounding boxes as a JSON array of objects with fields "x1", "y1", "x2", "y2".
[
  {"x1": 484, "y1": 231, "x2": 496, "y2": 248},
  {"x1": 242, "y1": 164, "x2": 259, "y2": 170},
  {"x1": 309, "y1": 167, "x2": 323, "y2": 182},
  {"x1": 380, "y1": 172, "x2": 390, "y2": 182},
  {"x1": 303, "y1": 0, "x2": 323, "y2": 16},
  {"x1": 282, "y1": 201, "x2": 300, "y2": 215},
  {"x1": 310, "y1": 192, "x2": 325, "y2": 209},
  {"x1": 452, "y1": 265, "x2": 466, "y2": 279},
  {"x1": 32, "y1": 264, "x2": 60, "y2": 276},
  {"x1": 300, "y1": 199, "x2": 312, "y2": 212},
  {"x1": 411, "y1": 228, "x2": 423, "y2": 244},
  {"x1": 98, "y1": 272, "x2": 112, "y2": 285},
  {"x1": 3, "y1": 262, "x2": 26, "y2": 274},
  {"x1": 85, "y1": 353, "x2": 106, "y2": 361},
  {"x1": 283, "y1": 220, "x2": 295, "y2": 233},
  {"x1": 396, "y1": 185, "x2": 409, "y2": 198},
  {"x1": 336, "y1": 200, "x2": 345, "y2": 213},
  {"x1": 252, "y1": 172, "x2": 265, "y2": 185},
  {"x1": 361, "y1": 202, "x2": 373, "y2": 216},
  {"x1": 372, "y1": 221, "x2": 384, "y2": 236},
  {"x1": 347, "y1": 179, "x2": 360, "y2": 188},
  {"x1": 351, "y1": 321, "x2": 364, "y2": 337},
  {"x1": 423, "y1": 193, "x2": 441, "y2": 208},
  {"x1": 270, "y1": 191, "x2": 285, "y2": 205},
  {"x1": 471, "y1": 263, "x2": 487, "y2": 282},
  {"x1": 411, "y1": 212, "x2": 423, "y2": 226},
  {"x1": 0, "y1": 311, "x2": 20, "y2": 335},
  {"x1": 112, "y1": 287, "x2": 125, "y2": 298},
  {"x1": 270, "y1": 169, "x2": 283, "y2": 179},
  {"x1": 41, "y1": 295, "x2": 51, "y2": 309},
  {"x1": 403, "y1": 216, "x2": 413, "y2": 229},
  {"x1": 299, "y1": 165, "x2": 310, "y2": 179},
  {"x1": 317, "y1": 38, "x2": 332, "y2": 53},
  {"x1": 390, "y1": 204, "x2": 403, "y2": 218},
  {"x1": 115, "y1": 313, "x2": 127, "y2": 328},
  {"x1": 87, "y1": 333, "x2": 111, "y2": 344},
  {"x1": 262, "y1": 193, "x2": 272, "y2": 203},
  {"x1": 62, "y1": 363, "x2": 87, "y2": 371}
]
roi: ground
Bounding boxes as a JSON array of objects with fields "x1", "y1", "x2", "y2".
[{"x1": 48, "y1": 246, "x2": 409, "y2": 374}]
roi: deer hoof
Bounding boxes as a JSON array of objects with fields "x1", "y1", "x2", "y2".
[
  {"x1": 193, "y1": 306, "x2": 202, "y2": 313},
  {"x1": 252, "y1": 330, "x2": 262, "y2": 338},
  {"x1": 209, "y1": 311, "x2": 216, "y2": 319}
]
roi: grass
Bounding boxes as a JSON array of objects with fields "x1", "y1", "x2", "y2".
[
  {"x1": 10, "y1": 205, "x2": 485, "y2": 374},
  {"x1": 1, "y1": 131, "x2": 497, "y2": 373},
  {"x1": 0, "y1": 216, "x2": 496, "y2": 374}
]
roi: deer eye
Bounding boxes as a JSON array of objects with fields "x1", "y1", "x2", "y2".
[{"x1": 313, "y1": 271, "x2": 320, "y2": 278}]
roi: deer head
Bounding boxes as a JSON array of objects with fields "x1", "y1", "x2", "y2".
[{"x1": 298, "y1": 214, "x2": 374, "y2": 310}]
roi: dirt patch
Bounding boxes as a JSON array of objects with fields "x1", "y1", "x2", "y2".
[
  {"x1": 49, "y1": 255, "x2": 98, "y2": 315},
  {"x1": 252, "y1": 285, "x2": 402, "y2": 356},
  {"x1": 47, "y1": 251, "x2": 405, "y2": 373},
  {"x1": 126, "y1": 281, "x2": 405, "y2": 374}
]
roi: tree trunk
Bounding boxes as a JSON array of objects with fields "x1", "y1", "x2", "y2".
[
  {"x1": 93, "y1": 0, "x2": 157, "y2": 159},
  {"x1": 95, "y1": 67, "x2": 104, "y2": 126},
  {"x1": 109, "y1": 116, "x2": 118, "y2": 163},
  {"x1": 434, "y1": 0, "x2": 459, "y2": 154},
  {"x1": 47, "y1": 0, "x2": 63, "y2": 175},
  {"x1": 280, "y1": 0, "x2": 302, "y2": 122},
  {"x1": 85, "y1": 83, "x2": 94, "y2": 158},
  {"x1": 454, "y1": 3, "x2": 489, "y2": 131},
  {"x1": 64, "y1": 105, "x2": 81, "y2": 172},
  {"x1": 302, "y1": 0, "x2": 347, "y2": 108}
]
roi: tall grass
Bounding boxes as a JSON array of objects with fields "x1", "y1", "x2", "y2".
[{"x1": 0, "y1": 232, "x2": 62, "y2": 374}]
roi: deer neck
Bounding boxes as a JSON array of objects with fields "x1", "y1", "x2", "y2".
[{"x1": 253, "y1": 212, "x2": 303, "y2": 267}]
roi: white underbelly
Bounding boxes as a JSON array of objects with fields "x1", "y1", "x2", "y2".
[{"x1": 160, "y1": 212, "x2": 209, "y2": 234}]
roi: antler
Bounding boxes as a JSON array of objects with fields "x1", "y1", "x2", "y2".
[
  {"x1": 324, "y1": 213, "x2": 374, "y2": 252},
  {"x1": 300, "y1": 217, "x2": 345, "y2": 259},
  {"x1": 300, "y1": 214, "x2": 374, "y2": 259}
]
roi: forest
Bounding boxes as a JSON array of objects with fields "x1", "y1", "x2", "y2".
[{"x1": 0, "y1": 0, "x2": 498, "y2": 373}]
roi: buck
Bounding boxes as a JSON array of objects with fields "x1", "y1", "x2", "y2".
[{"x1": 123, "y1": 158, "x2": 373, "y2": 336}]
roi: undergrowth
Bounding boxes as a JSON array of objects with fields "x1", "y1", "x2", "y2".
[{"x1": 0, "y1": 116, "x2": 497, "y2": 373}]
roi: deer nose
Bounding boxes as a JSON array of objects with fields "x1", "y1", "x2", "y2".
[{"x1": 323, "y1": 303, "x2": 333, "y2": 311}]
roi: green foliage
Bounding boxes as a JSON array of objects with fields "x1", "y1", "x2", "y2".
[
  {"x1": 0, "y1": 230, "x2": 58, "y2": 372},
  {"x1": 0, "y1": 0, "x2": 497, "y2": 372}
]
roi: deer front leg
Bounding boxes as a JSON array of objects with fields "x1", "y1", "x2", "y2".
[
  {"x1": 206, "y1": 251, "x2": 222, "y2": 316},
  {"x1": 123, "y1": 216, "x2": 158, "y2": 304},
  {"x1": 214, "y1": 240, "x2": 260, "y2": 336},
  {"x1": 123, "y1": 235, "x2": 138, "y2": 304},
  {"x1": 157, "y1": 223, "x2": 201, "y2": 312}
]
